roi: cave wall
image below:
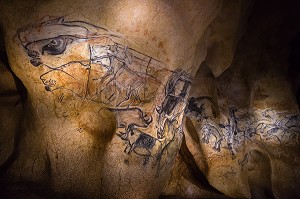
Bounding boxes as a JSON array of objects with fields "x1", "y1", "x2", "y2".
[
  {"x1": 164, "y1": 0, "x2": 300, "y2": 198},
  {"x1": 0, "y1": 0, "x2": 299, "y2": 198}
]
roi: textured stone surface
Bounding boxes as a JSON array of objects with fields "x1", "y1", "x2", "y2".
[
  {"x1": 181, "y1": 0, "x2": 300, "y2": 198},
  {"x1": 0, "y1": 0, "x2": 299, "y2": 198}
]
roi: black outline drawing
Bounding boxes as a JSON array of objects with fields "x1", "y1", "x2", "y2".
[
  {"x1": 186, "y1": 96, "x2": 300, "y2": 154},
  {"x1": 17, "y1": 16, "x2": 191, "y2": 168}
]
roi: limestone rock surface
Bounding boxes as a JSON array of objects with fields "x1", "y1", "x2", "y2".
[{"x1": 0, "y1": 0, "x2": 299, "y2": 198}]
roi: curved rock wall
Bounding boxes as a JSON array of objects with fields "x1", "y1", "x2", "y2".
[{"x1": 0, "y1": 0, "x2": 299, "y2": 198}]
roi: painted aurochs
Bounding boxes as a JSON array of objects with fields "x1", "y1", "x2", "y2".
[{"x1": 0, "y1": 0, "x2": 299, "y2": 198}]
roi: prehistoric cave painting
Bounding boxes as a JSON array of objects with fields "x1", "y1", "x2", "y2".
[
  {"x1": 156, "y1": 69, "x2": 192, "y2": 139},
  {"x1": 255, "y1": 111, "x2": 300, "y2": 143},
  {"x1": 185, "y1": 96, "x2": 217, "y2": 120},
  {"x1": 17, "y1": 16, "x2": 191, "y2": 167},
  {"x1": 108, "y1": 107, "x2": 155, "y2": 165},
  {"x1": 110, "y1": 69, "x2": 191, "y2": 166},
  {"x1": 201, "y1": 122, "x2": 224, "y2": 152},
  {"x1": 186, "y1": 97, "x2": 300, "y2": 155},
  {"x1": 17, "y1": 16, "x2": 172, "y2": 107}
]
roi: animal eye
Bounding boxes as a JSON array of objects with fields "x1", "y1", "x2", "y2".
[{"x1": 42, "y1": 37, "x2": 69, "y2": 55}]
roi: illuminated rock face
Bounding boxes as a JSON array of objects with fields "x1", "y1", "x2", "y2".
[
  {"x1": 163, "y1": 1, "x2": 300, "y2": 198},
  {"x1": 0, "y1": 0, "x2": 299, "y2": 198}
]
